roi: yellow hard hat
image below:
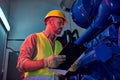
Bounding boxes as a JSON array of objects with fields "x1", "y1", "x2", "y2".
[{"x1": 44, "y1": 10, "x2": 67, "y2": 25}]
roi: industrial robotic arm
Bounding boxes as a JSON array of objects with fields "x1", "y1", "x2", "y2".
[{"x1": 67, "y1": 0, "x2": 120, "y2": 79}]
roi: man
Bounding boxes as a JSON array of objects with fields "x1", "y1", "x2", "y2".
[{"x1": 17, "y1": 10, "x2": 67, "y2": 80}]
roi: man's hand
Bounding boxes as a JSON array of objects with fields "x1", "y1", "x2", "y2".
[{"x1": 44, "y1": 55, "x2": 66, "y2": 68}]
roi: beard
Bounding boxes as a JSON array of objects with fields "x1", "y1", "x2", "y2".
[{"x1": 56, "y1": 28, "x2": 62, "y2": 34}]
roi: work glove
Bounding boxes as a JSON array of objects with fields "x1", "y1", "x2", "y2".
[
  {"x1": 44, "y1": 55, "x2": 66, "y2": 68},
  {"x1": 69, "y1": 61, "x2": 78, "y2": 72}
]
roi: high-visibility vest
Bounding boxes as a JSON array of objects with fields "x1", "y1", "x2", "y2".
[{"x1": 25, "y1": 32, "x2": 63, "y2": 77}]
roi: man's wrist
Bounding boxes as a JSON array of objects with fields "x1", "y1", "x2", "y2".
[{"x1": 43, "y1": 58, "x2": 48, "y2": 67}]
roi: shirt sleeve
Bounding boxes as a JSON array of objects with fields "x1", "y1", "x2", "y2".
[{"x1": 16, "y1": 33, "x2": 37, "y2": 72}]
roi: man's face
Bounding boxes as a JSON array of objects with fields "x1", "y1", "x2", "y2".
[{"x1": 50, "y1": 17, "x2": 64, "y2": 35}]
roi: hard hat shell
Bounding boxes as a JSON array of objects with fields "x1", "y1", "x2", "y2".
[{"x1": 44, "y1": 10, "x2": 67, "y2": 25}]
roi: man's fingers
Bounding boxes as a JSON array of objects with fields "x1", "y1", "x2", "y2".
[
  {"x1": 56, "y1": 55, "x2": 66, "y2": 59},
  {"x1": 55, "y1": 55, "x2": 66, "y2": 61}
]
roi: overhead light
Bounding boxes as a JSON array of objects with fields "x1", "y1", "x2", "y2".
[{"x1": 0, "y1": 7, "x2": 10, "y2": 31}]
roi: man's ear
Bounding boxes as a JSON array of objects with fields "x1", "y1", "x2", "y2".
[{"x1": 49, "y1": 17, "x2": 54, "y2": 25}]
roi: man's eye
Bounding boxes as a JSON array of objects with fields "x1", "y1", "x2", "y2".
[{"x1": 59, "y1": 22, "x2": 64, "y2": 25}]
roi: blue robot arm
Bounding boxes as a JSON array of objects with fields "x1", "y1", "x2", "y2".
[
  {"x1": 66, "y1": 0, "x2": 120, "y2": 79},
  {"x1": 71, "y1": 0, "x2": 120, "y2": 62}
]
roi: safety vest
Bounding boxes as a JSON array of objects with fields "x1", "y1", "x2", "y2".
[{"x1": 25, "y1": 32, "x2": 63, "y2": 78}]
